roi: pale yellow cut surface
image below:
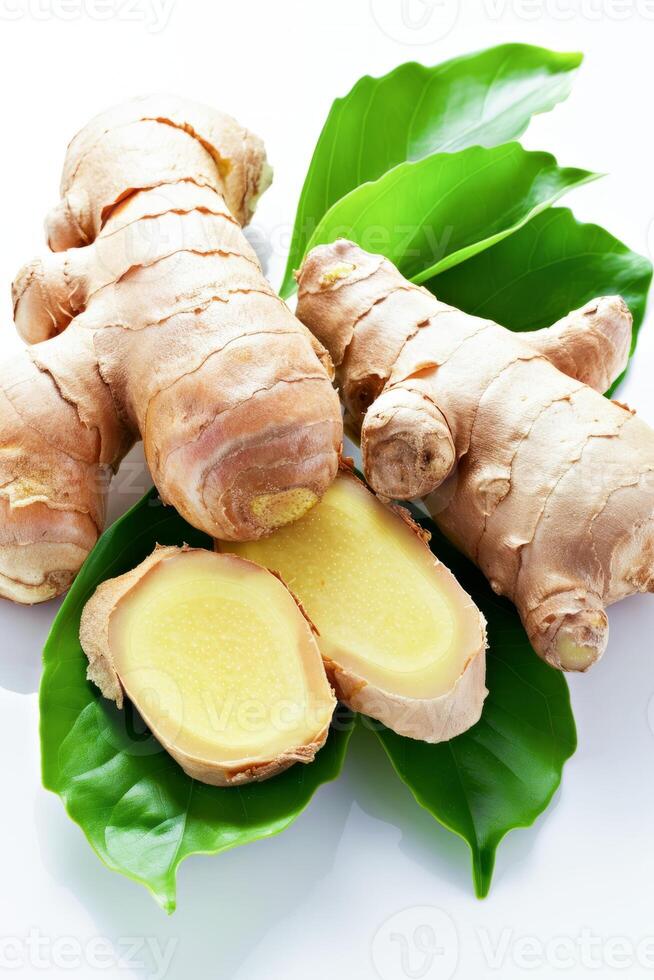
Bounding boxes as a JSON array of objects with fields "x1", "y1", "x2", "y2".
[
  {"x1": 221, "y1": 474, "x2": 480, "y2": 699},
  {"x1": 109, "y1": 550, "x2": 334, "y2": 765}
]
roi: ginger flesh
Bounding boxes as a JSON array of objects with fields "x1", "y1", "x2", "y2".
[
  {"x1": 295, "y1": 239, "x2": 654, "y2": 672},
  {"x1": 81, "y1": 548, "x2": 336, "y2": 786},
  {"x1": 219, "y1": 472, "x2": 487, "y2": 742}
]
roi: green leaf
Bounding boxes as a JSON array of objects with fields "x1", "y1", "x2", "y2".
[
  {"x1": 303, "y1": 144, "x2": 598, "y2": 285},
  {"x1": 374, "y1": 512, "x2": 577, "y2": 898},
  {"x1": 280, "y1": 43, "x2": 582, "y2": 297},
  {"x1": 425, "y1": 206, "x2": 652, "y2": 350},
  {"x1": 40, "y1": 488, "x2": 354, "y2": 913}
]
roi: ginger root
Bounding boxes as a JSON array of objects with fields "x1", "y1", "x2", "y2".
[
  {"x1": 219, "y1": 470, "x2": 487, "y2": 742},
  {"x1": 80, "y1": 546, "x2": 336, "y2": 786},
  {"x1": 296, "y1": 240, "x2": 654, "y2": 672},
  {"x1": 0, "y1": 97, "x2": 342, "y2": 604}
]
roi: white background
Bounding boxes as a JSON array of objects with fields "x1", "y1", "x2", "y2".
[{"x1": 1, "y1": 1, "x2": 654, "y2": 977}]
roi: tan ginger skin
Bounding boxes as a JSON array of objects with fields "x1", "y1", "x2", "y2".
[
  {"x1": 296, "y1": 240, "x2": 654, "y2": 672},
  {"x1": 0, "y1": 97, "x2": 342, "y2": 604}
]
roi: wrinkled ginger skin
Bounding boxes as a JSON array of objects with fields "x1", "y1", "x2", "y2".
[
  {"x1": 0, "y1": 97, "x2": 342, "y2": 604},
  {"x1": 296, "y1": 240, "x2": 654, "y2": 672},
  {"x1": 80, "y1": 545, "x2": 336, "y2": 787}
]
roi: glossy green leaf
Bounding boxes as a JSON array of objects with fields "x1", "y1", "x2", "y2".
[
  {"x1": 280, "y1": 43, "x2": 582, "y2": 297},
  {"x1": 303, "y1": 144, "x2": 598, "y2": 285},
  {"x1": 425, "y1": 206, "x2": 652, "y2": 355},
  {"x1": 374, "y1": 512, "x2": 577, "y2": 898},
  {"x1": 40, "y1": 489, "x2": 354, "y2": 913}
]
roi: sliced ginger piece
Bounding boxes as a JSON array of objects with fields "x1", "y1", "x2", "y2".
[
  {"x1": 80, "y1": 546, "x2": 336, "y2": 786},
  {"x1": 219, "y1": 472, "x2": 487, "y2": 742}
]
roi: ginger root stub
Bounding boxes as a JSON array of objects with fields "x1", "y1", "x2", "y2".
[
  {"x1": 296, "y1": 239, "x2": 654, "y2": 673},
  {"x1": 80, "y1": 547, "x2": 336, "y2": 786},
  {"x1": 219, "y1": 471, "x2": 487, "y2": 742},
  {"x1": 0, "y1": 97, "x2": 342, "y2": 604}
]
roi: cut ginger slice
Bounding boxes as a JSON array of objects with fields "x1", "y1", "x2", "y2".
[
  {"x1": 80, "y1": 546, "x2": 336, "y2": 786},
  {"x1": 219, "y1": 471, "x2": 487, "y2": 742}
]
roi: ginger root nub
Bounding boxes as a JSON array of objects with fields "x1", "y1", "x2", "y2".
[
  {"x1": 524, "y1": 296, "x2": 632, "y2": 392},
  {"x1": 362, "y1": 386, "x2": 456, "y2": 499}
]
